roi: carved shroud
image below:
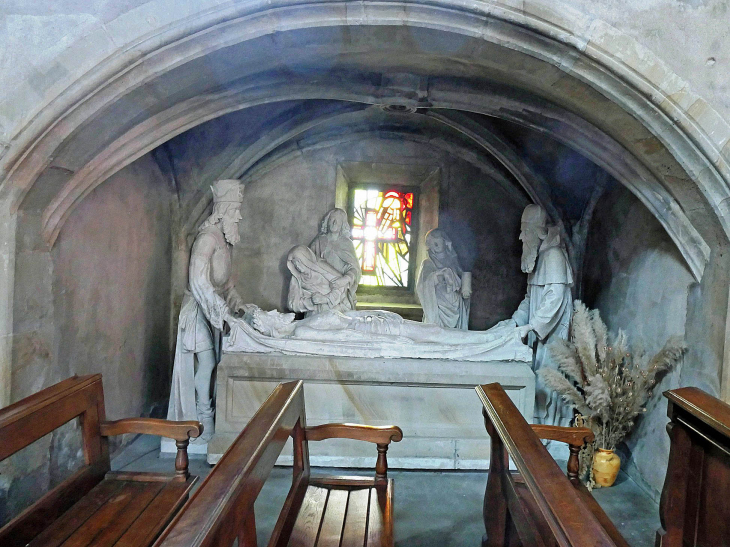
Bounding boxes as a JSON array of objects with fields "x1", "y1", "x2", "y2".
[{"x1": 223, "y1": 314, "x2": 532, "y2": 362}]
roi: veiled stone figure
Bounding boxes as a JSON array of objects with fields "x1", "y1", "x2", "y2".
[
  {"x1": 287, "y1": 246, "x2": 352, "y2": 315},
  {"x1": 310, "y1": 208, "x2": 360, "y2": 311},
  {"x1": 416, "y1": 228, "x2": 472, "y2": 329},
  {"x1": 167, "y1": 179, "x2": 247, "y2": 443},
  {"x1": 511, "y1": 204, "x2": 574, "y2": 426}
]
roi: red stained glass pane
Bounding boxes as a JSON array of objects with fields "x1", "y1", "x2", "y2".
[
  {"x1": 405, "y1": 193, "x2": 414, "y2": 208},
  {"x1": 405, "y1": 211, "x2": 412, "y2": 225}
]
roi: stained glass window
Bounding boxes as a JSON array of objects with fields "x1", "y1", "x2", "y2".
[{"x1": 350, "y1": 188, "x2": 415, "y2": 287}]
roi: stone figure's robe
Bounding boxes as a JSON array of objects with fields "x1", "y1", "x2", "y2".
[
  {"x1": 416, "y1": 258, "x2": 470, "y2": 330},
  {"x1": 310, "y1": 234, "x2": 360, "y2": 311},
  {"x1": 167, "y1": 227, "x2": 243, "y2": 423},
  {"x1": 512, "y1": 228, "x2": 573, "y2": 426}
]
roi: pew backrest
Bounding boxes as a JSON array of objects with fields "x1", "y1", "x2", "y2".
[
  {"x1": 657, "y1": 387, "x2": 730, "y2": 547},
  {"x1": 0, "y1": 374, "x2": 201, "y2": 547},
  {"x1": 477, "y1": 382, "x2": 622, "y2": 547},
  {"x1": 154, "y1": 381, "x2": 308, "y2": 547},
  {"x1": 0, "y1": 375, "x2": 110, "y2": 544}
]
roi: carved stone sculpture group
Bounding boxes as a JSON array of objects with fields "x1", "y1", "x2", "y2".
[{"x1": 165, "y1": 184, "x2": 575, "y2": 442}]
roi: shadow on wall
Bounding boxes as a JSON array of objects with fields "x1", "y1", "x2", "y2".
[
  {"x1": 3, "y1": 154, "x2": 175, "y2": 526},
  {"x1": 583, "y1": 184, "x2": 695, "y2": 499}
]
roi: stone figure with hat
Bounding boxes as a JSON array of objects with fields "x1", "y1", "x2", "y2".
[
  {"x1": 166, "y1": 179, "x2": 248, "y2": 443},
  {"x1": 416, "y1": 228, "x2": 472, "y2": 330},
  {"x1": 511, "y1": 204, "x2": 574, "y2": 426}
]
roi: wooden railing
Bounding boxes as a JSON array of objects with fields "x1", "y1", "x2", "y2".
[
  {"x1": 477, "y1": 382, "x2": 627, "y2": 547},
  {"x1": 657, "y1": 387, "x2": 730, "y2": 547},
  {"x1": 153, "y1": 380, "x2": 402, "y2": 547}
]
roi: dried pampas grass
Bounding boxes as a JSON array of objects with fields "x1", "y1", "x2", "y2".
[{"x1": 541, "y1": 301, "x2": 686, "y2": 452}]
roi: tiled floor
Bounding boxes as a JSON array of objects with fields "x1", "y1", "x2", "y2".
[{"x1": 113, "y1": 435, "x2": 659, "y2": 546}]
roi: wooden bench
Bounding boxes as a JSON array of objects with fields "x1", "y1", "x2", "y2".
[
  {"x1": 477, "y1": 382, "x2": 630, "y2": 547},
  {"x1": 656, "y1": 387, "x2": 730, "y2": 547},
  {"x1": 154, "y1": 380, "x2": 403, "y2": 547},
  {"x1": 0, "y1": 374, "x2": 202, "y2": 547}
]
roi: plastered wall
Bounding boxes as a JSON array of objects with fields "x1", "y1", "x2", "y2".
[
  {"x1": 584, "y1": 184, "x2": 698, "y2": 498},
  {"x1": 1, "y1": 153, "x2": 173, "y2": 524}
]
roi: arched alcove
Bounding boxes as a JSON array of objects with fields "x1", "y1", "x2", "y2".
[{"x1": 2, "y1": 0, "x2": 730, "y2": 506}]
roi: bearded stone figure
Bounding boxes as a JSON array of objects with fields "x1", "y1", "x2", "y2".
[
  {"x1": 166, "y1": 179, "x2": 247, "y2": 443},
  {"x1": 416, "y1": 228, "x2": 472, "y2": 330},
  {"x1": 511, "y1": 204, "x2": 574, "y2": 426},
  {"x1": 309, "y1": 208, "x2": 360, "y2": 311}
]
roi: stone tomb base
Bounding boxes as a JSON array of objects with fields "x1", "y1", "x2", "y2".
[{"x1": 206, "y1": 353, "x2": 535, "y2": 469}]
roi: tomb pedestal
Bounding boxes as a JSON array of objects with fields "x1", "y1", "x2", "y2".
[{"x1": 206, "y1": 353, "x2": 535, "y2": 469}]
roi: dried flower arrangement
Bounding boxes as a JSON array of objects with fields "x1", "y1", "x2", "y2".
[{"x1": 540, "y1": 301, "x2": 686, "y2": 454}]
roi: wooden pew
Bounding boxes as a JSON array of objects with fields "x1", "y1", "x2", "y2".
[
  {"x1": 477, "y1": 382, "x2": 630, "y2": 547},
  {"x1": 656, "y1": 387, "x2": 730, "y2": 546},
  {"x1": 154, "y1": 380, "x2": 403, "y2": 547},
  {"x1": 0, "y1": 374, "x2": 202, "y2": 547}
]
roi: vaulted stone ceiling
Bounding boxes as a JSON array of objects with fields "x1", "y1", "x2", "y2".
[{"x1": 6, "y1": 14, "x2": 722, "y2": 284}]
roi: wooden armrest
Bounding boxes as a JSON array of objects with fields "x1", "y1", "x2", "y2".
[
  {"x1": 530, "y1": 424, "x2": 594, "y2": 447},
  {"x1": 101, "y1": 418, "x2": 202, "y2": 480},
  {"x1": 305, "y1": 423, "x2": 403, "y2": 444},
  {"x1": 529, "y1": 424, "x2": 594, "y2": 484},
  {"x1": 100, "y1": 418, "x2": 202, "y2": 441},
  {"x1": 305, "y1": 423, "x2": 403, "y2": 482}
]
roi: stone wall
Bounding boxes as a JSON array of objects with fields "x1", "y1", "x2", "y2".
[
  {"x1": 165, "y1": 118, "x2": 529, "y2": 330},
  {"x1": 1, "y1": 153, "x2": 173, "y2": 524},
  {"x1": 583, "y1": 184, "x2": 697, "y2": 498}
]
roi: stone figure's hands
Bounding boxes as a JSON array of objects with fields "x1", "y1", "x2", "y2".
[
  {"x1": 312, "y1": 293, "x2": 329, "y2": 305},
  {"x1": 332, "y1": 276, "x2": 350, "y2": 289},
  {"x1": 461, "y1": 285, "x2": 472, "y2": 299},
  {"x1": 223, "y1": 311, "x2": 236, "y2": 335},
  {"x1": 516, "y1": 324, "x2": 533, "y2": 342},
  {"x1": 438, "y1": 269, "x2": 460, "y2": 292}
]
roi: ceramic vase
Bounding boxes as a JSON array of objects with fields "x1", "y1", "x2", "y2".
[{"x1": 592, "y1": 448, "x2": 620, "y2": 487}]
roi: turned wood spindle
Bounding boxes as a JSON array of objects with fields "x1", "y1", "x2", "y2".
[
  {"x1": 375, "y1": 443, "x2": 388, "y2": 481},
  {"x1": 567, "y1": 444, "x2": 581, "y2": 484},
  {"x1": 175, "y1": 439, "x2": 190, "y2": 479}
]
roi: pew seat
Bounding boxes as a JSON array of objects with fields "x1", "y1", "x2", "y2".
[
  {"x1": 154, "y1": 381, "x2": 402, "y2": 547},
  {"x1": 0, "y1": 375, "x2": 202, "y2": 547},
  {"x1": 284, "y1": 476, "x2": 392, "y2": 547}
]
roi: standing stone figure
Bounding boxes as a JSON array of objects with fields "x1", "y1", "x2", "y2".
[
  {"x1": 167, "y1": 179, "x2": 247, "y2": 443},
  {"x1": 511, "y1": 204, "x2": 574, "y2": 426},
  {"x1": 309, "y1": 208, "x2": 360, "y2": 311},
  {"x1": 287, "y1": 245, "x2": 352, "y2": 316},
  {"x1": 416, "y1": 228, "x2": 472, "y2": 330}
]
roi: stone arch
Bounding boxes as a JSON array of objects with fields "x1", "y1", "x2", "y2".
[
  {"x1": 26, "y1": 72, "x2": 710, "y2": 283},
  {"x1": 2, "y1": 1, "x2": 728, "y2": 233},
  {"x1": 2, "y1": 0, "x2": 730, "y2": 404}
]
